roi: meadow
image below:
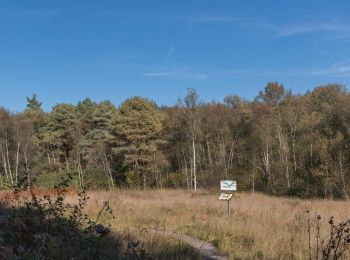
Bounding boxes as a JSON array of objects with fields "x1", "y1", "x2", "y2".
[
  {"x1": 79, "y1": 189, "x2": 350, "y2": 259},
  {"x1": 1, "y1": 188, "x2": 350, "y2": 259}
]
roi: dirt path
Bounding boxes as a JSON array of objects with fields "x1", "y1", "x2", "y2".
[{"x1": 151, "y1": 229, "x2": 228, "y2": 260}]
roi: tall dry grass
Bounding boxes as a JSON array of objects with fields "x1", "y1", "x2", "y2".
[{"x1": 77, "y1": 189, "x2": 350, "y2": 259}]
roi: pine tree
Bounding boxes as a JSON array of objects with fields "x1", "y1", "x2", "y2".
[
  {"x1": 26, "y1": 94, "x2": 42, "y2": 111},
  {"x1": 114, "y1": 97, "x2": 165, "y2": 188}
]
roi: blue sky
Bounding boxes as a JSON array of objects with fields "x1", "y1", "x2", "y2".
[{"x1": 1, "y1": 0, "x2": 350, "y2": 111}]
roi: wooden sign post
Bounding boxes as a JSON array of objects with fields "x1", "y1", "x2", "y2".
[{"x1": 219, "y1": 180, "x2": 237, "y2": 222}]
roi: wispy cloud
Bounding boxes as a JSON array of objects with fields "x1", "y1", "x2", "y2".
[
  {"x1": 311, "y1": 61, "x2": 350, "y2": 76},
  {"x1": 219, "y1": 61, "x2": 350, "y2": 78},
  {"x1": 141, "y1": 61, "x2": 350, "y2": 82},
  {"x1": 142, "y1": 71, "x2": 174, "y2": 77},
  {"x1": 276, "y1": 22, "x2": 350, "y2": 37},
  {"x1": 186, "y1": 14, "x2": 270, "y2": 31},
  {"x1": 142, "y1": 69, "x2": 207, "y2": 80},
  {"x1": 0, "y1": 8, "x2": 61, "y2": 20},
  {"x1": 165, "y1": 46, "x2": 175, "y2": 59},
  {"x1": 218, "y1": 68, "x2": 291, "y2": 77},
  {"x1": 175, "y1": 13, "x2": 350, "y2": 38}
]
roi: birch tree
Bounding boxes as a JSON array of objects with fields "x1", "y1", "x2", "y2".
[{"x1": 184, "y1": 88, "x2": 199, "y2": 192}]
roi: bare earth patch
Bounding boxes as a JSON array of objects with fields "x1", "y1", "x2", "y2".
[{"x1": 152, "y1": 228, "x2": 228, "y2": 260}]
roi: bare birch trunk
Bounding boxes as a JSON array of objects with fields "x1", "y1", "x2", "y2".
[
  {"x1": 65, "y1": 152, "x2": 70, "y2": 170},
  {"x1": 228, "y1": 141, "x2": 235, "y2": 172},
  {"x1": 261, "y1": 128, "x2": 274, "y2": 192},
  {"x1": 185, "y1": 164, "x2": 189, "y2": 190},
  {"x1": 206, "y1": 140, "x2": 213, "y2": 177},
  {"x1": 23, "y1": 143, "x2": 30, "y2": 190},
  {"x1": 101, "y1": 155, "x2": 112, "y2": 190},
  {"x1": 0, "y1": 144, "x2": 10, "y2": 185},
  {"x1": 15, "y1": 142, "x2": 20, "y2": 185},
  {"x1": 103, "y1": 151, "x2": 114, "y2": 189},
  {"x1": 291, "y1": 128, "x2": 297, "y2": 172},
  {"x1": 5, "y1": 138, "x2": 14, "y2": 185},
  {"x1": 77, "y1": 146, "x2": 84, "y2": 188},
  {"x1": 192, "y1": 133, "x2": 197, "y2": 192},
  {"x1": 190, "y1": 159, "x2": 193, "y2": 190},
  {"x1": 263, "y1": 142, "x2": 270, "y2": 178}
]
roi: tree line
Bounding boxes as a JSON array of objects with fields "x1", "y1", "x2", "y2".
[{"x1": 1, "y1": 82, "x2": 350, "y2": 198}]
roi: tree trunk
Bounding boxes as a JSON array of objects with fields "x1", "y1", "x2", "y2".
[
  {"x1": 5, "y1": 138, "x2": 14, "y2": 185},
  {"x1": 23, "y1": 143, "x2": 30, "y2": 191},
  {"x1": 142, "y1": 172, "x2": 147, "y2": 189},
  {"x1": 192, "y1": 133, "x2": 197, "y2": 192},
  {"x1": 77, "y1": 146, "x2": 84, "y2": 189},
  {"x1": 291, "y1": 127, "x2": 297, "y2": 172},
  {"x1": 101, "y1": 154, "x2": 112, "y2": 190},
  {"x1": 103, "y1": 151, "x2": 114, "y2": 190},
  {"x1": 65, "y1": 151, "x2": 70, "y2": 170},
  {"x1": 0, "y1": 144, "x2": 10, "y2": 185},
  {"x1": 15, "y1": 142, "x2": 20, "y2": 185},
  {"x1": 206, "y1": 140, "x2": 213, "y2": 177}
]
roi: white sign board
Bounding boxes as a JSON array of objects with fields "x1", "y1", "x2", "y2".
[
  {"x1": 219, "y1": 193, "x2": 233, "y2": 201},
  {"x1": 220, "y1": 180, "x2": 237, "y2": 191}
]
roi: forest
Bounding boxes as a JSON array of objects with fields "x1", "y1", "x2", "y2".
[{"x1": 0, "y1": 82, "x2": 349, "y2": 199}]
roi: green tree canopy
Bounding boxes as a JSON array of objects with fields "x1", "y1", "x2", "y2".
[
  {"x1": 114, "y1": 97, "x2": 165, "y2": 188},
  {"x1": 26, "y1": 94, "x2": 42, "y2": 111}
]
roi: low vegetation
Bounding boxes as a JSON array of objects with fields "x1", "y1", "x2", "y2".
[
  {"x1": 1, "y1": 185, "x2": 350, "y2": 259},
  {"x1": 0, "y1": 183, "x2": 203, "y2": 259},
  {"x1": 0, "y1": 177, "x2": 121, "y2": 259},
  {"x1": 79, "y1": 189, "x2": 350, "y2": 259}
]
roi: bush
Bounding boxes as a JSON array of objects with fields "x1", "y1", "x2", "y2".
[
  {"x1": 35, "y1": 170, "x2": 80, "y2": 189},
  {"x1": 82, "y1": 169, "x2": 111, "y2": 190},
  {"x1": 0, "y1": 176, "x2": 11, "y2": 190},
  {"x1": 0, "y1": 175, "x2": 121, "y2": 259},
  {"x1": 34, "y1": 169, "x2": 112, "y2": 190},
  {"x1": 305, "y1": 212, "x2": 350, "y2": 259},
  {"x1": 125, "y1": 170, "x2": 142, "y2": 188},
  {"x1": 166, "y1": 171, "x2": 187, "y2": 188}
]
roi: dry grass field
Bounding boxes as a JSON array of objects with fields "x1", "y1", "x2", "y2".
[
  {"x1": 2, "y1": 188, "x2": 350, "y2": 259},
  {"x1": 80, "y1": 189, "x2": 350, "y2": 259}
]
